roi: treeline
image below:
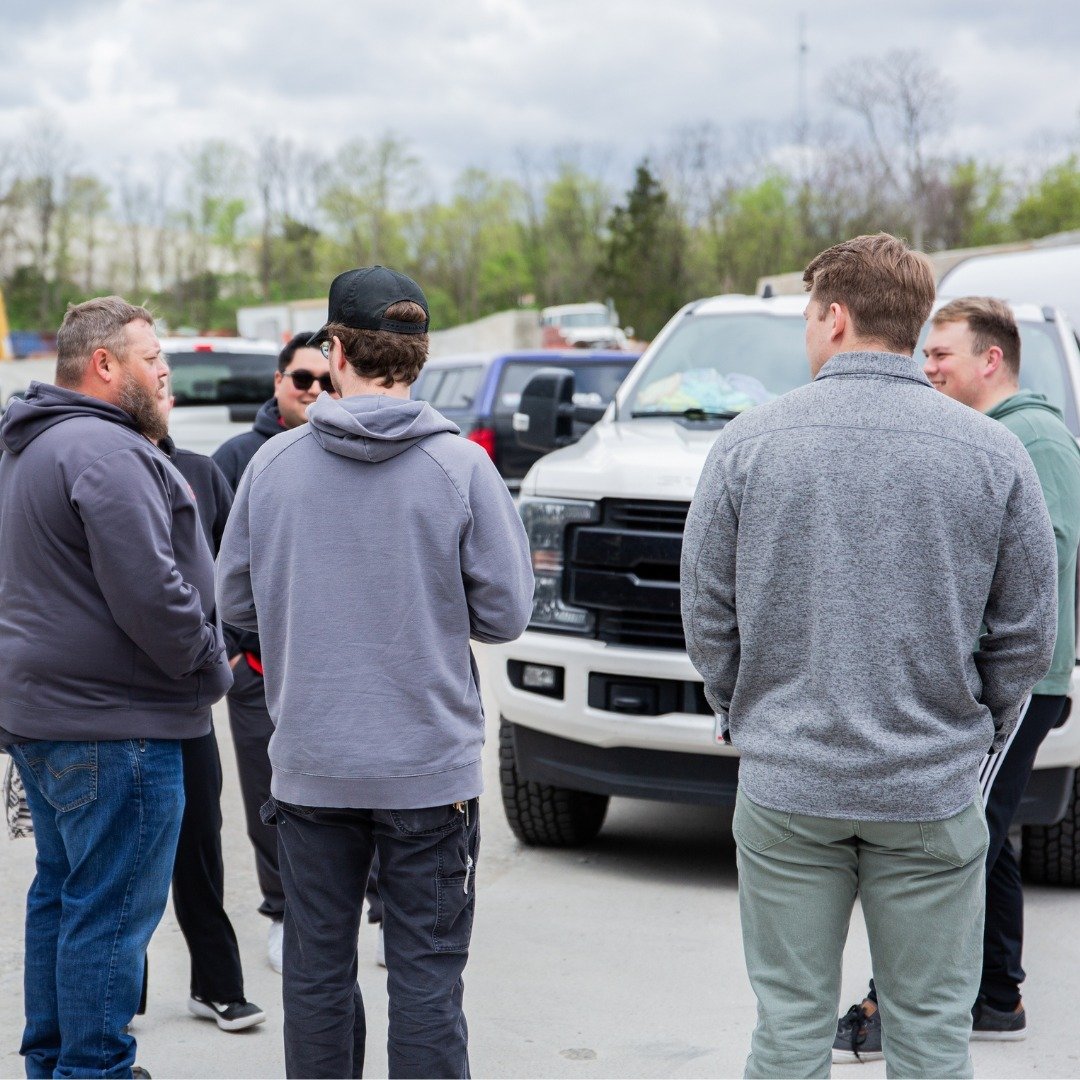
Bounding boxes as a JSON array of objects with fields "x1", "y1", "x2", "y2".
[{"x1": 1, "y1": 50, "x2": 1078, "y2": 341}]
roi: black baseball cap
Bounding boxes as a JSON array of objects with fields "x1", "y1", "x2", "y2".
[{"x1": 307, "y1": 265, "x2": 429, "y2": 346}]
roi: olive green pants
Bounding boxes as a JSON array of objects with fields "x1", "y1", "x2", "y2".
[{"x1": 734, "y1": 788, "x2": 988, "y2": 1079}]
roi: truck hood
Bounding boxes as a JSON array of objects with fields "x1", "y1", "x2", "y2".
[{"x1": 520, "y1": 416, "x2": 721, "y2": 501}]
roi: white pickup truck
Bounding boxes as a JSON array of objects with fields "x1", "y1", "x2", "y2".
[{"x1": 488, "y1": 293, "x2": 1080, "y2": 886}]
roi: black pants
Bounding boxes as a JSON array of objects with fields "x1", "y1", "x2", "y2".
[
  {"x1": 868, "y1": 694, "x2": 1067, "y2": 1013},
  {"x1": 266, "y1": 797, "x2": 478, "y2": 1080},
  {"x1": 225, "y1": 658, "x2": 285, "y2": 920},
  {"x1": 172, "y1": 727, "x2": 245, "y2": 1001},
  {"x1": 978, "y1": 694, "x2": 1068, "y2": 1011}
]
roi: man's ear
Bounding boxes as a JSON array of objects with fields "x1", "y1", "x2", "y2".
[
  {"x1": 983, "y1": 345, "x2": 1005, "y2": 377},
  {"x1": 89, "y1": 347, "x2": 114, "y2": 383},
  {"x1": 274, "y1": 370, "x2": 284, "y2": 387},
  {"x1": 829, "y1": 302, "x2": 847, "y2": 343}
]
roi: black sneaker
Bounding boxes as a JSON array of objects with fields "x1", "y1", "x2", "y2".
[
  {"x1": 832, "y1": 1003, "x2": 884, "y2": 1063},
  {"x1": 971, "y1": 1000, "x2": 1027, "y2": 1041},
  {"x1": 131, "y1": 1069, "x2": 151, "y2": 1079},
  {"x1": 187, "y1": 995, "x2": 266, "y2": 1032}
]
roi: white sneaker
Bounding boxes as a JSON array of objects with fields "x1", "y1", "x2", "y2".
[
  {"x1": 375, "y1": 922, "x2": 386, "y2": 968},
  {"x1": 267, "y1": 919, "x2": 283, "y2": 974}
]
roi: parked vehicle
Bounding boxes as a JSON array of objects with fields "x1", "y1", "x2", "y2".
[
  {"x1": 160, "y1": 336, "x2": 280, "y2": 455},
  {"x1": 410, "y1": 349, "x2": 639, "y2": 490},
  {"x1": 539, "y1": 303, "x2": 629, "y2": 350},
  {"x1": 939, "y1": 242, "x2": 1080, "y2": 342},
  {"x1": 489, "y1": 293, "x2": 1080, "y2": 886}
]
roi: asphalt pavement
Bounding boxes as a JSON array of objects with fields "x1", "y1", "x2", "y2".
[{"x1": 3, "y1": 660, "x2": 1080, "y2": 1078}]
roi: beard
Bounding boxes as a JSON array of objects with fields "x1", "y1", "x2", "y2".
[{"x1": 118, "y1": 370, "x2": 169, "y2": 443}]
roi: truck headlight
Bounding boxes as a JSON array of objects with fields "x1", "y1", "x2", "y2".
[{"x1": 519, "y1": 496, "x2": 599, "y2": 633}]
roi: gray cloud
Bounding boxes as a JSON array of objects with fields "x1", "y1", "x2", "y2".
[{"x1": 0, "y1": 0, "x2": 1074, "y2": 194}]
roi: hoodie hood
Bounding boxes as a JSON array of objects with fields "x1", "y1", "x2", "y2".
[
  {"x1": 307, "y1": 393, "x2": 459, "y2": 462},
  {"x1": 252, "y1": 397, "x2": 286, "y2": 439},
  {"x1": 0, "y1": 381, "x2": 138, "y2": 454},
  {"x1": 986, "y1": 389, "x2": 1065, "y2": 423}
]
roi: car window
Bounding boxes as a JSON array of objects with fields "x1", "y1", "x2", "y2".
[
  {"x1": 625, "y1": 314, "x2": 808, "y2": 416},
  {"x1": 414, "y1": 366, "x2": 484, "y2": 411},
  {"x1": 167, "y1": 350, "x2": 277, "y2": 406},
  {"x1": 495, "y1": 361, "x2": 635, "y2": 415}
]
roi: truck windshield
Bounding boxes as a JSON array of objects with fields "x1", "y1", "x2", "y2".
[{"x1": 626, "y1": 313, "x2": 808, "y2": 417}]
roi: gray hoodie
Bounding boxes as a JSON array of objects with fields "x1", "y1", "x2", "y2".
[
  {"x1": 681, "y1": 351, "x2": 1058, "y2": 822},
  {"x1": 216, "y1": 393, "x2": 534, "y2": 809},
  {"x1": 0, "y1": 382, "x2": 231, "y2": 744}
]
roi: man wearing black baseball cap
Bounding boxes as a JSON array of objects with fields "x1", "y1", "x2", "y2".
[
  {"x1": 218, "y1": 266, "x2": 533, "y2": 1079},
  {"x1": 306, "y1": 265, "x2": 430, "y2": 349}
]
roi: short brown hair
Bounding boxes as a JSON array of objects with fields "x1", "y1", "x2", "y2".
[
  {"x1": 932, "y1": 297, "x2": 1020, "y2": 377},
  {"x1": 56, "y1": 296, "x2": 155, "y2": 387},
  {"x1": 327, "y1": 300, "x2": 429, "y2": 388},
  {"x1": 802, "y1": 233, "x2": 936, "y2": 354}
]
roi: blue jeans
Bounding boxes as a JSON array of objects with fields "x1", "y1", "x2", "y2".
[
  {"x1": 266, "y1": 797, "x2": 478, "y2": 1079},
  {"x1": 10, "y1": 739, "x2": 185, "y2": 1079}
]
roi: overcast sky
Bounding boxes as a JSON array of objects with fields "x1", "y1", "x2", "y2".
[{"x1": 1, "y1": 0, "x2": 1077, "y2": 195}]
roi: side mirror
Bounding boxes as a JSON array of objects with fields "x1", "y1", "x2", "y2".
[
  {"x1": 513, "y1": 366, "x2": 610, "y2": 452},
  {"x1": 513, "y1": 368, "x2": 577, "y2": 453}
]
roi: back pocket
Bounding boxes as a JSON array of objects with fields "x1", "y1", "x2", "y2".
[
  {"x1": 733, "y1": 789, "x2": 794, "y2": 853},
  {"x1": 15, "y1": 741, "x2": 98, "y2": 813},
  {"x1": 920, "y1": 800, "x2": 989, "y2": 867}
]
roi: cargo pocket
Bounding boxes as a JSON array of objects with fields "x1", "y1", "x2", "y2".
[
  {"x1": 733, "y1": 788, "x2": 794, "y2": 852},
  {"x1": 15, "y1": 741, "x2": 98, "y2": 813},
  {"x1": 921, "y1": 799, "x2": 989, "y2": 867},
  {"x1": 433, "y1": 804, "x2": 478, "y2": 953}
]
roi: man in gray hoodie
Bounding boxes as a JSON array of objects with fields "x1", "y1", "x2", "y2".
[
  {"x1": 681, "y1": 235, "x2": 1058, "y2": 1078},
  {"x1": 0, "y1": 296, "x2": 233, "y2": 1077},
  {"x1": 217, "y1": 266, "x2": 534, "y2": 1079}
]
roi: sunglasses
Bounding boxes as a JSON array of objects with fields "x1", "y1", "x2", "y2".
[{"x1": 283, "y1": 369, "x2": 334, "y2": 392}]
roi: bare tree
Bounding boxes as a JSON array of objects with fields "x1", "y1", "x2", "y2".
[
  {"x1": 21, "y1": 114, "x2": 77, "y2": 321},
  {"x1": 830, "y1": 50, "x2": 953, "y2": 249}
]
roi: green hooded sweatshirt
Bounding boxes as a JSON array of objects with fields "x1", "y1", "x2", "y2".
[{"x1": 988, "y1": 390, "x2": 1080, "y2": 695}]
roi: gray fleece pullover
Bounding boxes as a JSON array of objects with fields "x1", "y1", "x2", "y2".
[
  {"x1": 216, "y1": 393, "x2": 534, "y2": 809},
  {"x1": 681, "y1": 351, "x2": 1058, "y2": 822}
]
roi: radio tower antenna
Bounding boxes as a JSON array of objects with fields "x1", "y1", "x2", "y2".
[{"x1": 796, "y1": 13, "x2": 809, "y2": 147}]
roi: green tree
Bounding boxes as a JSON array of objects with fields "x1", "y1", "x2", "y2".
[
  {"x1": 602, "y1": 161, "x2": 688, "y2": 339},
  {"x1": 415, "y1": 169, "x2": 530, "y2": 326},
  {"x1": 712, "y1": 174, "x2": 804, "y2": 292},
  {"x1": 1012, "y1": 156, "x2": 1080, "y2": 239},
  {"x1": 319, "y1": 135, "x2": 419, "y2": 269}
]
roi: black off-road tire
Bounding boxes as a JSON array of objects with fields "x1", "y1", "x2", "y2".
[
  {"x1": 499, "y1": 717, "x2": 609, "y2": 846},
  {"x1": 1021, "y1": 770, "x2": 1080, "y2": 886}
]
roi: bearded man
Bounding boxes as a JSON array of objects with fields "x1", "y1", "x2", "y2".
[{"x1": 0, "y1": 296, "x2": 232, "y2": 1078}]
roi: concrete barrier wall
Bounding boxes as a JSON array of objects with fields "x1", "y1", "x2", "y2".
[{"x1": 429, "y1": 309, "x2": 541, "y2": 358}]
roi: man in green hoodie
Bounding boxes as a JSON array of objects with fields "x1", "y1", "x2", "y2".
[{"x1": 834, "y1": 295, "x2": 1080, "y2": 1059}]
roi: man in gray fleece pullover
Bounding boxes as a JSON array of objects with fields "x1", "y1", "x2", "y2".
[
  {"x1": 681, "y1": 235, "x2": 1057, "y2": 1079},
  {"x1": 217, "y1": 266, "x2": 533, "y2": 1079}
]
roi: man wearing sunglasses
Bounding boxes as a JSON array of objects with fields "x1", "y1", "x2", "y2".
[{"x1": 212, "y1": 332, "x2": 339, "y2": 975}]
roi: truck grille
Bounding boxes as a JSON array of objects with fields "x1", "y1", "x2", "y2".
[{"x1": 566, "y1": 499, "x2": 690, "y2": 649}]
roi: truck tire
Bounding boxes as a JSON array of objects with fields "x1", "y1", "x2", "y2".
[
  {"x1": 1021, "y1": 770, "x2": 1080, "y2": 886},
  {"x1": 499, "y1": 718, "x2": 609, "y2": 846}
]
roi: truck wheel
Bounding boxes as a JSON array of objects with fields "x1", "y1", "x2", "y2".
[
  {"x1": 499, "y1": 718, "x2": 609, "y2": 846},
  {"x1": 1021, "y1": 770, "x2": 1080, "y2": 886}
]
